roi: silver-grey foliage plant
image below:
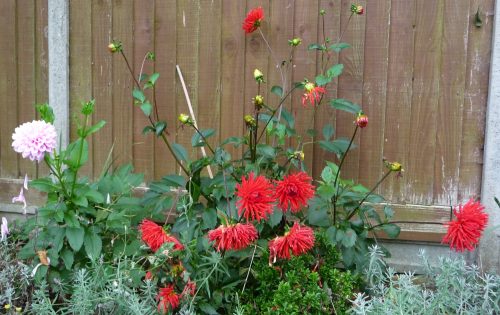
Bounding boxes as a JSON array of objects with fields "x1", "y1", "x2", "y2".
[{"x1": 350, "y1": 245, "x2": 500, "y2": 315}]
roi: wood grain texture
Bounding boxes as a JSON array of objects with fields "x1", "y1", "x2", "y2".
[
  {"x1": 220, "y1": 0, "x2": 246, "y2": 159},
  {"x1": 0, "y1": 1, "x2": 19, "y2": 178},
  {"x1": 112, "y1": 0, "x2": 134, "y2": 169},
  {"x1": 313, "y1": 0, "x2": 341, "y2": 178},
  {"x1": 358, "y1": 0, "x2": 391, "y2": 191},
  {"x1": 175, "y1": 0, "x2": 200, "y2": 169},
  {"x1": 381, "y1": 0, "x2": 416, "y2": 203},
  {"x1": 153, "y1": 0, "x2": 177, "y2": 177},
  {"x1": 335, "y1": 0, "x2": 367, "y2": 182},
  {"x1": 458, "y1": 0, "x2": 494, "y2": 202},
  {"x1": 17, "y1": 0, "x2": 37, "y2": 179},
  {"x1": 433, "y1": 0, "x2": 470, "y2": 206},
  {"x1": 69, "y1": 0, "x2": 93, "y2": 176},
  {"x1": 405, "y1": 0, "x2": 444, "y2": 205},
  {"x1": 292, "y1": 0, "x2": 319, "y2": 173},
  {"x1": 133, "y1": 0, "x2": 155, "y2": 180}
]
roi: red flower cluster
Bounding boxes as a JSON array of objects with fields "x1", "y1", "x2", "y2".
[
  {"x1": 442, "y1": 199, "x2": 488, "y2": 252},
  {"x1": 301, "y1": 83, "x2": 326, "y2": 107},
  {"x1": 139, "y1": 219, "x2": 184, "y2": 252},
  {"x1": 275, "y1": 172, "x2": 315, "y2": 213},
  {"x1": 242, "y1": 7, "x2": 264, "y2": 34},
  {"x1": 269, "y1": 222, "x2": 315, "y2": 263},
  {"x1": 236, "y1": 172, "x2": 275, "y2": 222},
  {"x1": 157, "y1": 284, "x2": 180, "y2": 313},
  {"x1": 208, "y1": 223, "x2": 258, "y2": 252}
]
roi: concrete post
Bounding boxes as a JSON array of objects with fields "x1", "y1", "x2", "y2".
[
  {"x1": 48, "y1": 0, "x2": 69, "y2": 148},
  {"x1": 480, "y1": 0, "x2": 500, "y2": 273}
]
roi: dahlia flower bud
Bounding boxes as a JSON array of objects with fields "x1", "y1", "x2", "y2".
[
  {"x1": 244, "y1": 115, "x2": 256, "y2": 128},
  {"x1": 351, "y1": 4, "x2": 364, "y2": 15},
  {"x1": 304, "y1": 82, "x2": 315, "y2": 93},
  {"x1": 355, "y1": 113, "x2": 368, "y2": 128},
  {"x1": 12, "y1": 120, "x2": 57, "y2": 162},
  {"x1": 253, "y1": 95, "x2": 264, "y2": 108},
  {"x1": 383, "y1": 159, "x2": 403, "y2": 172},
  {"x1": 288, "y1": 38, "x2": 302, "y2": 47},
  {"x1": 320, "y1": 9, "x2": 326, "y2": 16},
  {"x1": 108, "y1": 41, "x2": 122, "y2": 53},
  {"x1": 292, "y1": 151, "x2": 305, "y2": 161},
  {"x1": 178, "y1": 113, "x2": 192, "y2": 125},
  {"x1": 254, "y1": 69, "x2": 264, "y2": 83}
]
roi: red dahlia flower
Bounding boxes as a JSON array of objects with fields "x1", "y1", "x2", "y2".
[
  {"x1": 301, "y1": 82, "x2": 326, "y2": 107},
  {"x1": 355, "y1": 113, "x2": 368, "y2": 128},
  {"x1": 182, "y1": 280, "x2": 197, "y2": 297},
  {"x1": 236, "y1": 172, "x2": 275, "y2": 222},
  {"x1": 442, "y1": 199, "x2": 488, "y2": 252},
  {"x1": 242, "y1": 7, "x2": 264, "y2": 34},
  {"x1": 275, "y1": 172, "x2": 315, "y2": 213},
  {"x1": 269, "y1": 222, "x2": 315, "y2": 263},
  {"x1": 157, "y1": 284, "x2": 180, "y2": 313},
  {"x1": 139, "y1": 219, "x2": 184, "y2": 252},
  {"x1": 208, "y1": 223, "x2": 258, "y2": 251}
]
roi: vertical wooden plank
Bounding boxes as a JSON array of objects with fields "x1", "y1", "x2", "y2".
[
  {"x1": 0, "y1": 1, "x2": 19, "y2": 178},
  {"x1": 458, "y1": 0, "x2": 494, "y2": 202},
  {"x1": 175, "y1": 0, "x2": 199, "y2": 168},
  {"x1": 292, "y1": 0, "x2": 319, "y2": 172},
  {"x1": 153, "y1": 0, "x2": 176, "y2": 177},
  {"x1": 220, "y1": 0, "x2": 246, "y2": 159},
  {"x1": 381, "y1": 0, "x2": 416, "y2": 203},
  {"x1": 335, "y1": 0, "x2": 366, "y2": 182},
  {"x1": 17, "y1": 0, "x2": 37, "y2": 179},
  {"x1": 35, "y1": 0, "x2": 49, "y2": 177},
  {"x1": 358, "y1": 1, "x2": 391, "y2": 190},
  {"x1": 197, "y1": 0, "x2": 221, "y2": 152},
  {"x1": 313, "y1": 0, "x2": 341, "y2": 178},
  {"x1": 433, "y1": 0, "x2": 470, "y2": 205},
  {"x1": 91, "y1": 0, "x2": 113, "y2": 177},
  {"x1": 267, "y1": 0, "x2": 295, "y2": 151},
  {"x1": 244, "y1": 0, "x2": 269, "y2": 154},
  {"x1": 405, "y1": 0, "x2": 444, "y2": 205},
  {"x1": 69, "y1": 0, "x2": 93, "y2": 176},
  {"x1": 112, "y1": 0, "x2": 134, "y2": 169},
  {"x1": 133, "y1": 0, "x2": 155, "y2": 180}
]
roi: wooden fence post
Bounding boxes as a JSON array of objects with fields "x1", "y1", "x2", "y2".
[
  {"x1": 480, "y1": 0, "x2": 500, "y2": 273},
  {"x1": 48, "y1": 0, "x2": 69, "y2": 148}
]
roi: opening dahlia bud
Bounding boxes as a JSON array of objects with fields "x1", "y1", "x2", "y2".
[
  {"x1": 320, "y1": 9, "x2": 326, "y2": 16},
  {"x1": 294, "y1": 151, "x2": 305, "y2": 161},
  {"x1": 254, "y1": 69, "x2": 264, "y2": 83},
  {"x1": 288, "y1": 38, "x2": 302, "y2": 47},
  {"x1": 383, "y1": 159, "x2": 403, "y2": 172},
  {"x1": 107, "y1": 41, "x2": 122, "y2": 53},
  {"x1": 304, "y1": 82, "x2": 315, "y2": 93},
  {"x1": 355, "y1": 113, "x2": 368, "y2": 128},
  {"x1": 178, "y1": 113, "x2": 191, "y2": 125},
  {"x1": 253, "y1": 95, "x2": 264, "y2": 108},
  {"x1": 244, "y1": 115, "x2": 256, "y2": 128},
  {"x1": 351, "y1": 4, "x2": 364, "y2": 15}
]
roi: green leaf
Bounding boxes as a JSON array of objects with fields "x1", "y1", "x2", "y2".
[
  {"x1": 315, "y1": 74, "x2": 331, "y2": 86},
  {"x1": 381, "y1": 223, "x2": 400, "y2": 239},
  {"x1": 60, "y1": 249, "x2": 74, "y2": 270},
  {"x1": 329, "y1": 98, "x2": 361, "y2": 114},
  {"x1": 221, "y1": 136, "x2": 244, "y2": 147},
  {"x1": 172, "y1": 143, "x2": 189, "y2": 162},
  {"x1": 155, "y1": 121, "x2": 167, "y2": 136},
  {"x1": 326, "y1": 64, "x2": 344, "y2": 78},
  {"x1": 191, "y1": 129, "x2": 216, "y2": 147},
  {"x1": 73, "y1": 195, "x2": 88, "y2": 207},
  {"x1": 142, "y1": 126, "x2": 155, "y2": 135},
  {"x1": 271, "y1": 85, "x2": 283, "y2": 98},
  {"x1": 140, "y1": 102, "x2": 153, "y2": 116},
  {"x1": 269, "y1": 208, "x2": 283, "y2": 228},
  {"x1": 384, "y1": 205, "x2": 394, "y2": 220},
  {"x1": 36, "y1": 103, "x2": 55, "y2": 123},
  {"x1": 308, "y1": 199, "x2": 330, "y2": 227},
  {"x1": 66, "y1": 227, "x2": 85, "y2": 251},
  {"x1": 256, "y1": 144, "x2": 276, "y2": 158},
  {"x1": 316, "y1": 185, "x2": 335, "y2": 200},
  {"x1": 64, "y1": 139, "x2": 89, "y2": 169},
  {"x1": 321, "y1": 166, "x2": 334, "y2": 183},
  {"x1": 308, "y1": 43, "x2": 325, "y2": 51},
  {"x1": 332, "y1": 138, "x2": 356, "y2": 154},
  {"x1": 199, "y1": 303, "x2": 218, "y2": 315},
  {"x1": 85, "y1": 120, "x2": 106, "y2": 137},
  {"x1": 202, "y1": 208, "x2": 217, "y2": 229},
  {"x1": 330, "y1": 42, "x2": 351, "y2": 53},
  {"x1": 162, "y1": 175, "x2": 186, "y2": 187},
  {"x1": 84, "y1": 231, "x2": 102, "y2": 259},
  {"x1": 85, "y1": 190, "x2": 104, "y2": 203},
  {"x1": 30, "y1": 178, "x2": 59, "y2": 193},
  {"x1": 325, "y1": 226, "x2": 337, "y2": 245},
  {"x1": 132, "y1": 88, "x2": 145, "y2": 102},
  {"x1": 148, "y1": 72, "x2": 160, "y2": 85},
  {"x1": 322, "y1": 124, "x2": 335, "y2": 141}
]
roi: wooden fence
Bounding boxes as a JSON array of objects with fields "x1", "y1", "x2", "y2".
[{"x1": 0, "y1": 0, "x2": 494, "y2": 241}]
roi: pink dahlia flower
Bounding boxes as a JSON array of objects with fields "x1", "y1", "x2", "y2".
[{"x1": 12, "y1": 120, "x2": 57, "y2": 162}]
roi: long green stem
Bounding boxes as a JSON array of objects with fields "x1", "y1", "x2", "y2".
[
  {"x1": 70, "y1": 115, "x2": 89, "y2": 197},
  {"x1": 332, "y1": 125, "x2": 358, "y2": 223},
  {"x1": 120, "y1": 51, "x2": 141, "y2": 89},
  {"x1": 346, "y1": 170, "x2": 392, "y2": 220},
  {"x1": 45, "y1": 156, "x2": 70, "y2": 199}
]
